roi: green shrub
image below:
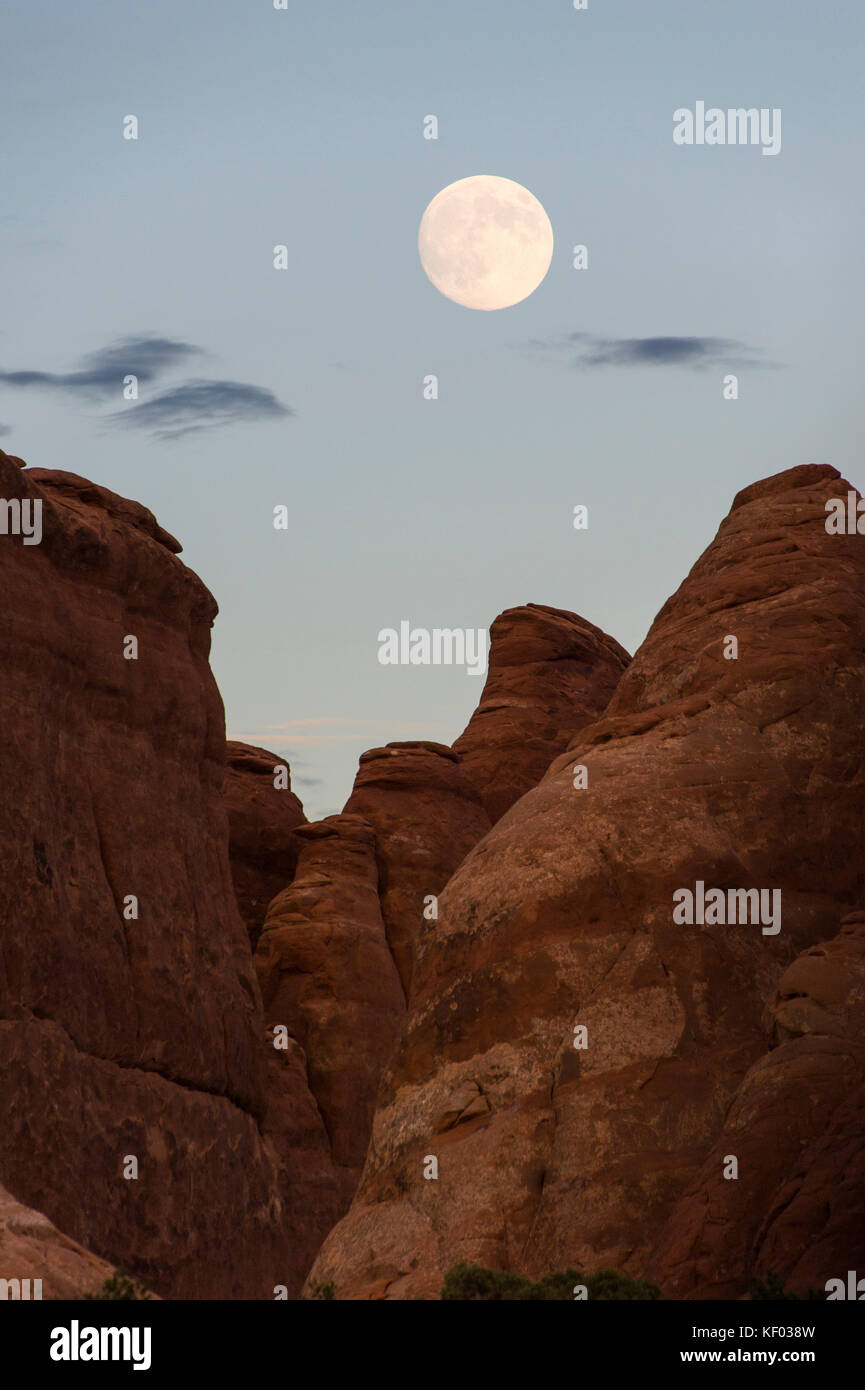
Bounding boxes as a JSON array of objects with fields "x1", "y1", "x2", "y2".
[
  {"x1": 440, "y1": 1261, "x2": 663, "y2": 1300},
  {"x1": 748, "y1": 1271, "x2": 826, "y2": 1301},
  {"x1": 301, "y1": 1279, "x2": 335, "y2": 1300},
  {"x1": 83, "y1": 1270, "x2": 152, "y2": 1300}
]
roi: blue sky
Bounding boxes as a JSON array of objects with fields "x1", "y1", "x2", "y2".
[{"x1": 3, "y1": 0, "x2": 863, "y2": 816}]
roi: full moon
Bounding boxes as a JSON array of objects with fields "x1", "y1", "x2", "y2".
[{"x1": 418, "y1": 174, "x2": 554, "y2": 311}]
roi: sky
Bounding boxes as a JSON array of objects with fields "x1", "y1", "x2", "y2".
[{"x1": 2, "y1": 0, "x2": 863, "y2": 818}]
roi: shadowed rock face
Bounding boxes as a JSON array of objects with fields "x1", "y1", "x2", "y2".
[
  {"x1": 0, "y1": 1182, "x2": 122, "y2": 1300},
  {"x1": 0, "y1": 458, "x2": 290, "y2": 1299},
  {"x1": 252, "y1": 752, "x2": 494, "y2": 1282},
  {"x1": 453, "y1": 604, "x2": 630, "y2": 824},
  {"x1": 256, "y1": 815, "x2": 406, "y2": 1237},
  {"x1": 343, "y1": 742, "x2": 492, "y2": 995},
  {"x1": 651, "y1": 910, "x2": 865, "y2": 1298},
  {"x1": 306, "y1": 464, "x2": 865, "y2": 1299},
  {"x1": 225, "y1": 740, "x2": 307, "y2": 950},
  {"x1": 6, "y1": 449, "x2": 864, "y2": 1303}
]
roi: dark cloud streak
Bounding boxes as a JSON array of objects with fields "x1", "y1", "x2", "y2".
[
  {"x1": 111, "y1": 380, "x2": 292, "y2": 440},
  {"x1": 0, "y1": 335, "x2": 201, "y2": 398},
  {"x1": 0, "y1": 335, "x2": 292, "y2": 438},
  {"x1": 525, "y1": 332, "x2": 770, "y2": 370}
]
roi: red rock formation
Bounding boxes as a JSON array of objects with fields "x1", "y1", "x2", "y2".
[
  {"x1": 253, "y1": 750, "x2": 494, "y2": 1271},
  {"x1": 453, "y1": 604, "x2": 629, "y2": 823},
  {"x1": 0, "y1": 1182, "x2": 123, "y2": 1300},
  {"x1": 256, "y1": 815, "x2": 405, "y2": 1222},
  {"x1": 0, "y1": 459, "x2": 291, "y2": 1298},
  {"x1": 0, "y1": 461, "x2": 499, "y2": 1300},
  {"x1": 343, "y1": 742, "x2": 492, "y2": 993},
  {"x1": 651, "y1": 911, "x2": 865, "y2": 1298},
  {"x1": 307, "y1": 464, "x2": 865, "y2": 1299},
  {"x1": 224, "y1": 740, "x2": 307, "y2": 949},
  {"x1": 0, "y1": 446, "x2": 28, "y2": 470}
]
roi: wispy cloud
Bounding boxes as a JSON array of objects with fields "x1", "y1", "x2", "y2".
[
  {"x1": 524, "y1": 332, "x2": 772, "y2": 370},
  {"x1": 0, "y1": 334, "x2": 293, "y2": 439},
  {"x1": 0, "y1": 336, "x2": 201, "y2": 398},
  {"x1": 111, "y1": 380, "x2": 291, "y2": 440},
  {"x1": 0, "y1": 423, "x2": 11, "y2": 437}
]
